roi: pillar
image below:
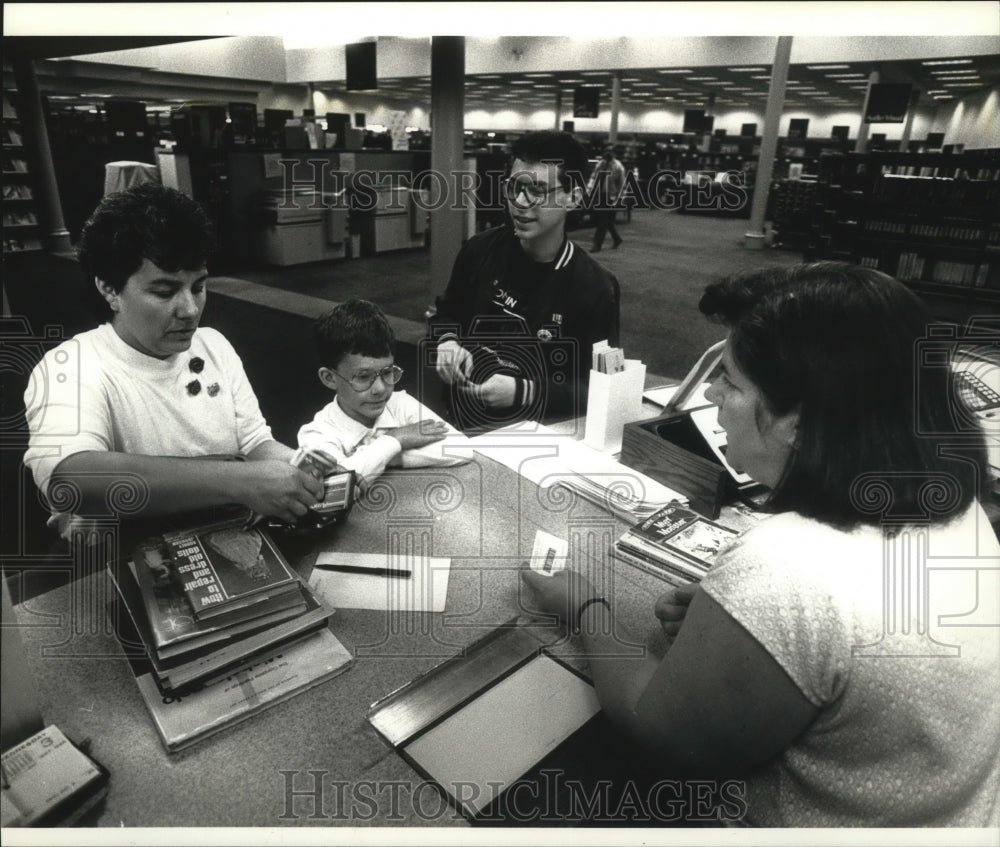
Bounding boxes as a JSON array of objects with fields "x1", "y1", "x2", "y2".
[
  {"x1": 744, "y1": 35, "x2": 792, "y2": 249},
  {"x1": 429, "y1": 37, "x2": 465, "y2": 303},
  {"x1": 609, "y1": 71, "x2": 622, "y2": 144},
  {"x1": 855, "y1": 69, "x2": 880, "y2": 155}
]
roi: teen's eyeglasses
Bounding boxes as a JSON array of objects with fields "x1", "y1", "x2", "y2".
[
  {"x1": 333, "y1": 365, "x2": 404, "y2": 392},
  {"x1": 503, "y1": 177, "x2": 563, "y2": 209}
]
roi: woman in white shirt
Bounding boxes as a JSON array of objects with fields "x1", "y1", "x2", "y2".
[
  {"x1": 23, "y1": 185, "x2": 322, "y2": 541},
  {"x1": 523, "y1": 262, "x2": 999, "y2": 826}
]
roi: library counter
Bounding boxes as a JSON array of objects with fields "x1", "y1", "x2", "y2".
[{"x1": 13, "y1": 447, "x2": 679, "y2": 827}]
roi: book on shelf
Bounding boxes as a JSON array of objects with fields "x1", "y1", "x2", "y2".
[
  {"x1": 127, "y1": 541, "x2": 306, "y2": 659},
  {"x1": 110, "y1": 558, "x2": 332, "y2": 691},
  {"x1": 132, "y1": 627, "x2": 353, "y2": 753},
  {"x1": 614, "y1": 502, "x2": 740, "y2": 582},
  {"x1": 161, "y1": 518, "x2": 299, "y2": 620}
]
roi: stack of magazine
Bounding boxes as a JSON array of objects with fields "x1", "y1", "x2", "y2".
[
  {"x1": 611, "y1": 503, "x2": 739, "y2": 585},
  {"x1": 108, "y1": 515, "x2": 352, "y2": 752}
]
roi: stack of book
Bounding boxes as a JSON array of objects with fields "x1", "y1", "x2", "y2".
[
  {"x1": 108, "y1": 515, "x2": 352, "y2": 752},
  {"x1": 611, "y1": 503, "x2": 739, "y2": 586}
]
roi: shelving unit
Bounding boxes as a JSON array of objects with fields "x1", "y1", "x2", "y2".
[
  {"x1": 806, "y1": 150, "x2": 1000, "y2": 305},
  {"x1": 2, "y1": 91, "x2": 43, "y2": 254}
]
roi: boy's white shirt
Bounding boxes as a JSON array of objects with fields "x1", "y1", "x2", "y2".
[{"x1": 297, "y1": 389, "x2": 473, "y2": 486}]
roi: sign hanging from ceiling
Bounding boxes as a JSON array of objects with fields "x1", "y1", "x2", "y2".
[{"x1": 864, "y1": 83, "x2": 913, "y2": 123}]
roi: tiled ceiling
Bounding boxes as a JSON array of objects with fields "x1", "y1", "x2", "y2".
[{"x1": 360, "y1": 55, "x2": 1000, "y2": 111}]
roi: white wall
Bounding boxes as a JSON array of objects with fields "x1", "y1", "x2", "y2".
[
  {"x1": 465, "y1": 102, "x2": 941, "y2": 141},
  {"x1": 930, "y1": 85, "x2": 1000, "y2": 149}
]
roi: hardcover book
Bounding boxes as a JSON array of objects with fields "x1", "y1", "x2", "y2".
[
  {"x1": 124, "y1": 550, "x2": 306, "y2": 659},
  {"x1": 133, "y1": 628, "x2": 353, "y2": 752},
  {"x1": 110, "y1": 560, "x2": 331, "y2": 691},
  {"x1": 161, "y1": 519, "x2": 298, "y2": 619}
]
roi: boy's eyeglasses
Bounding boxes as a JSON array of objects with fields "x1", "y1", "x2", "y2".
[
  {"x1": 503, "y1": 177, "x2": 562, "y2": 209},
  {"x1": 333, "y1": 364, "x2": 404, "y2": 392}
]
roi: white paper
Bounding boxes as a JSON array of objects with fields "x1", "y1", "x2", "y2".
[
  {"x1": 529, "y1": 530, "x2": 568, "y2": 577},
  {"x1": 309, "y1": 552, "x2": 450, "y2": 613},
  {"x1": 584, "y1": 359, "x2": 646, "y2": 453}
]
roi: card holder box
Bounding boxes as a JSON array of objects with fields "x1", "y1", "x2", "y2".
[{"x1": 621, "y1": 409, "x2": 731, "y2": 519}]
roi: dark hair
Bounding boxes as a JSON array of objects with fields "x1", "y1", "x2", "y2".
[
  {"x1": 313, "y1": 299, "x2": 394, "y2": 368},
  {"x1": 699, "y1": 261, "x2": 988, "y2": 529},
  {"x1": 510, "y1": 130, "x2": 590, "y2": 191},
  {"x1": 77, "y1": 184, "x2": 215, "y2": 297}
]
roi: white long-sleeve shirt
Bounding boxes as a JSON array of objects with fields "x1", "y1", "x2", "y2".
[{"x1": 296, "y1": 390, "x2": 473, "y2": 487}]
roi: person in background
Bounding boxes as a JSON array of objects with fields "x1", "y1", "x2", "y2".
[
  {"x1": 522, "y1": 262, "x2": 999, "y2": 827},
  {"x1": 431, "y1": 130, "x2": 620, "y2": 432},
  {"x1": 587, "y1": 144, "x2": 626, "y2": 252},
  {"x1": 298, "y1": 299, "x2": 470, "y2": 490},
  {"x1": 22, "y1": 185, "x2": 322, "y2": 543}
]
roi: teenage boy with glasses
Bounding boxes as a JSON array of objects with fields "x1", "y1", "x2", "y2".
[
  {"x1": 298, "y1": 300, "x2": 470, "y2": 489},
  {"x1": 431, "y1": 130, "x2": 621, "y2": 432}
]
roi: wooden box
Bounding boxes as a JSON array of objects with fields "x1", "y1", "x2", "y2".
[{"x1": 621, "y1": 410, "x2": 731, "y2": 519}]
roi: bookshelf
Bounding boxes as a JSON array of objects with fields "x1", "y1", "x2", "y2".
[
  {"x1": 2, "y1": 90, "x2": 43, "y2": 254},
  {"x1": 806, "y1": 150, "x2": 1000, "y2": 304}
]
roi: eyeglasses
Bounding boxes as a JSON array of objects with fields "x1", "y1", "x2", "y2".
[
  {"x1": 333, "y1": 364, "x2": 404, "y2": 392},
  {"x1": 503, "y1": 177, "x2": 563, "y2": 209}
]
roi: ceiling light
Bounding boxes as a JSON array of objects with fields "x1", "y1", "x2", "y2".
[
  {"x1": 728, "y1": 67, "x2": 767, "y2": 72},
  {"x1": 807, "y1": 64, "x2": 850, "y2": 70},
  {"x1": 658, "y1": 69, "x2": 692, "y2": 74},
  {"x1": 943, "y1": 82, "x2": 981, "y2": 87},
  {"x1": 581, "y1": 71, "x2": 607, "y2": 76},
  {"x1": 524, "y1": 73, "x2": 551, "y2": 78},
  {"x1": 922, "y1": 58, "x2": 973, "y2": 66},
  {"x1": 752, "y1": 75, "x2": 771, "y2": 80},
  {"x1": 825, "y1": 73, "x2": 866, "y2": 79},
  {"x1": 686, "y1": 76, "x2": 717, "y2": 81}
]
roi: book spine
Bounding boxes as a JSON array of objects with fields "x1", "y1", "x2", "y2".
[
  {"x1": 617, "y1": 533, "x2": 711, "y2": 575},
  {"x1": 610, "y1": 545, "x2": 696, "y2": 586}
]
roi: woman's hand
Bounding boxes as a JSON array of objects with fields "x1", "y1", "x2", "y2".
[
  {"x1": 236, "y1": 460, "x2": 323, "y2": 523},
  {"x1": 653, "y1": 582, "x2": 698, "y2": 643},
  {"x1": 520, "y1": 567, "x2": 600, "y2": 628}
]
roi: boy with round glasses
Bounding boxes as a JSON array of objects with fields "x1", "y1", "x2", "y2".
[
  {"x1": 431, "y1": 130, "x2": 620, "y2": 432},
  {"x1": 298, "y1": 300, "x2": 470, "y2": 489}
]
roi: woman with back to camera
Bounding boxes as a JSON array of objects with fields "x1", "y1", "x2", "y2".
[{"x1": 523, "y1": 262, "x2": 1000, "y2": 826}]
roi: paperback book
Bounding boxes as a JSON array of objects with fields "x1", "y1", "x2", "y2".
[
  {"x1": 614, "y1": 503, "x2": 739, "y2": 582},
  {"x1": 132, "y1": 628, "x2": 353, "y2": 752},
  {"x1": 161, "y1": 519, "x2": 298, "y2": 620}
]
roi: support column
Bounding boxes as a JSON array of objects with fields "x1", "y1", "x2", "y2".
[
  {"x1": 609, "y1": 71, "x2": 621, "y2": 144},
  {"x1": 11, "y1": 56, "x2": 72, "y2": 254},
  {"x1": 899, "y1": 87, "x2": 921, "y2": 150},
  {"x1": 745, "y1": 35, "x2": 792, "y2": 249},
  {"x1": 429, "y1": 36, "x2": 465, "y2": 305},
  {"x1": 554, "y1": 89, "x2": 562, "y2": 130},
  {"x1": 855, "y1": 69, "x2": 880, "y2": 154}
]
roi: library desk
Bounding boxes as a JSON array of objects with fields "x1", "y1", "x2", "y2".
[{"x1": 12, "y1": 442, "x2": 687, "y2": 828}]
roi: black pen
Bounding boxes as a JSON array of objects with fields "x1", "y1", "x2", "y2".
[{"x1": 314, "y1": 563, "x2": 412, "y2": 579}]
